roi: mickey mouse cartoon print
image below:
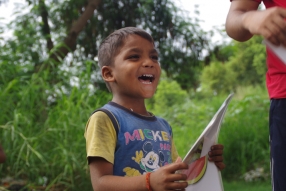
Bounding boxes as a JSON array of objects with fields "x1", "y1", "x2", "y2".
[
  {"x1": 123, "y1": 142, "x2": 168, "y2": 176},
  {"x1": 140, "y1": 142, "x2": 165, "y2": 172}
]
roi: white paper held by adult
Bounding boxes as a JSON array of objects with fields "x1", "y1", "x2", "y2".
[{"x1": 264, "y1": 40, "x2": 286, "y2": 64}]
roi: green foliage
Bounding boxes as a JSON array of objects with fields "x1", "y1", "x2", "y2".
[
  {"x1": 150, "y1": 78, "x2": 188, "y2": 114},
  {"x1": 0, "y1": 56, "x2": 111, "y2": 189},
  {"x1": 202, "y1": 36, "x2": 267, "y2": 94},
  {"x1": 228, "y1": 36, "x2": 267, "y2": 86},
  {"x1": 4, "y1": 0, "x2": 209, "y2": 92},
  {"x1": 219, "y1": 89, "x2": 270, "y2": 179},
  {"x1": 200, "y1": 61, "x2": 236, "y2": 94},
  {"x1": 204, "y1": 42, "x2": 238, "y2": 65}
]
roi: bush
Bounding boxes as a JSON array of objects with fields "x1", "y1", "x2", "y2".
[{"x1": 200, "y1": 61, "x2": 236, "y2": 94}]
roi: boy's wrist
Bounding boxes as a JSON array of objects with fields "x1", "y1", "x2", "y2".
[{"x1": 145, "y1": 172, "x2": 153, "y2": 191}]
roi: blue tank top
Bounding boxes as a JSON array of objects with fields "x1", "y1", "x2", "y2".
[{"x1": 102, "y1": 102, "x2": 174, "y2": 176}]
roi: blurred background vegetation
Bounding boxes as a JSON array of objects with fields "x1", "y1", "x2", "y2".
[{"x1": 0, "y1": 0, "x2": 271, "y2": 190}]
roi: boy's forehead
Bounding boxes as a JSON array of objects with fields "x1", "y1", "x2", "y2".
[{"x1": 121, "y1": 34, "x2": 156, "y2": 50}]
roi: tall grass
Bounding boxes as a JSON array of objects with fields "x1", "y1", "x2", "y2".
[
  {"x1": 220, "y1": 88, "x2": 270, "y2": 179},
  {"x1": 0, "y1": 61, "x2": 112, "y2": 190}
]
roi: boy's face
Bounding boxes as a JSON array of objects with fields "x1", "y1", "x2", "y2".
[{"x1": 111, "y1": 34, "x2": 161, "y2": 99}]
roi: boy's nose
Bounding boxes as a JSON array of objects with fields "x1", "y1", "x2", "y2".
[{"x1": 142, "y1": 59, "x2": 154, "y2": 68}]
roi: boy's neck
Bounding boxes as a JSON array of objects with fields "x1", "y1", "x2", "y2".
[{"x1": 111, "y1": 97, "x2": 150, "y2": 116}]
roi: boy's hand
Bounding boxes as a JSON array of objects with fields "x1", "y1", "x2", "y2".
[
  {"x1": 208, "y1": 144, "x2": 225, "y2": 171},
  {"x1": 150, "y1": 160, "x2": 188, "y2": 191}
]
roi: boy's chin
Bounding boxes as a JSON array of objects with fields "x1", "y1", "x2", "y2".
[{"x1": 144, "y1": 94, "x2": 155, "y2": 99}]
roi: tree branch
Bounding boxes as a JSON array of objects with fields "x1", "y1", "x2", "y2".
[
  {"x1": 49, "y1": 0, "x2": 101, "y2": 65},
  {"x1": 39, "y1": 0, "x2": 54, "y2": 51}
]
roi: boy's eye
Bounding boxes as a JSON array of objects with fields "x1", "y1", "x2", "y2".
[
  {"x1": 128, "y1": 55, "x2": 140, "y2": 59},
  {"x1": 151, "y1": 55, "x2": 159, "y2": 61}
]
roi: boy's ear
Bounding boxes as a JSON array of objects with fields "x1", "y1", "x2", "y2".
[{"x1": 101, "y1": 66, "x2": 115, "y2": 82}]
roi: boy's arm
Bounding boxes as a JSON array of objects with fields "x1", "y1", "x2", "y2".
[
  {"x1": 89, "y1": 157, "x2": 189, "y2": 191},
  {"x1": 0, "y1": 144, "x2": 6, "y2": 163},
  {"x1": 226, "y1": 0, "x2": 286, "y2": 46},
  {"x1": 89, "y1": 157, "x2": 145, "y2": 191}
]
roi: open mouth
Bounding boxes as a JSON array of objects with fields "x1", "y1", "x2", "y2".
[{"x1": 138, "y1": 74, "x2": 155, "y2": 84}]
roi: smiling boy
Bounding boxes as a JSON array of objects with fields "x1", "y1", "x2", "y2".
[{"x1": 84, "y1": 27, "x2": 225, "y2": 191}]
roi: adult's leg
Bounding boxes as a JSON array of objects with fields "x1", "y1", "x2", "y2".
[{"x1": 269, "y1": 99, "x2": 286, "y2": 191}]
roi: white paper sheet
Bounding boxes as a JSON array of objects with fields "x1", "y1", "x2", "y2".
[
  {"x1": 177, "y1": 94, "x2": 233, "y2": 191},
  {"x1": 264, "y1": 40, "x2": 286, "y2": 64}
]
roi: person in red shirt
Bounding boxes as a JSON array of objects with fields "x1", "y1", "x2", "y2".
[
  {"x1": 225, "y1": 1, "x2": 286, "y2": 191},
  {"x1": 0, "y1": 144, "x2": 6, "y2": 163}
]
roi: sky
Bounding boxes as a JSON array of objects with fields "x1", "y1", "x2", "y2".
[
  {"x1": 175, "y1": 0, "x2": 232, "y2": 43},
  {"x1": 176, "y1": 0, "x2": 230, "y2": 31},
  {"x1": 0, "y1": 0, "x2": 23, "y2": 24},
  {"x1": 0, "y1": 0, "x2": 232, "y2": 42}
]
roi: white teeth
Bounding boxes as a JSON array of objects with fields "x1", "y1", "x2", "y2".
[
  {"x1": 138, "y1": 74, "x2": 154, "y2": 84},
  {"x1": 142, "y1": 81, "x2": 152, "y2": 84},
  {"x1": 142, "y1": 74, "x2": 154, "y2": 77}
]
